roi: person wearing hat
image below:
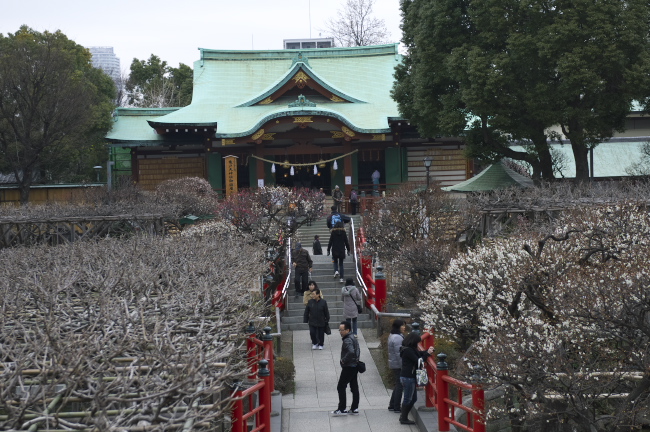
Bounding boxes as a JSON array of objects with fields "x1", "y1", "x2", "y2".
[
  {"x1": 292, "y1": 242, "x2": 312, "y2": 298},
  {"x1": 332, "y1": 185, "x2": 344, "y2": 213}
]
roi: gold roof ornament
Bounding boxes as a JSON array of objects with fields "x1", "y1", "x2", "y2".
[{"x1": 292, "y1": 71, "x2": 310, "y2": 89}]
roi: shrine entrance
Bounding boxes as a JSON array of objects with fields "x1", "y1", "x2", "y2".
[{"x1": 272, "y1": 160, "x2": 332, "y2": 193}]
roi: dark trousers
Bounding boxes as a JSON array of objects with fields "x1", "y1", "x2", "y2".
[
  {"x1": 295, "y1": 269, "x2": 309, "y2": 294},
  {"x1": 337, "y1": 366, "x2": 360, "y2": 411},
  {"x1": 332, "y1": 257, "x2": 345, "y2": 279},
  {"x1": 309, "y1": 325, "x2": 325, "y2": 347},
  {"x1": 350, "y1": 202, "x2": 357, "y2": 215},
  {"x1": 388, "y1": 368, "x2": 403, "y2": 409}
]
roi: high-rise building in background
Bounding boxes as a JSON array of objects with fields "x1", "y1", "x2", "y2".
[{"x1": 88, "y1": 47, "x2": 121, "y2": 82}]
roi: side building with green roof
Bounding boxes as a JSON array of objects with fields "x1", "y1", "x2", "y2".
[{"x1": 106, "y1": 44, "x2": 470, "y2": 196}]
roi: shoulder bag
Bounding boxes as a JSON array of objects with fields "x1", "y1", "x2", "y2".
[
  {"x1": 356, "y1": 339, "x2": 366, "y2": 373},
  {"x1": 349, "y1": 288, "x2": 363, "y2": 314},
  {"x1": 416, "y1": 358, "x2": 428, "y2": 387}
]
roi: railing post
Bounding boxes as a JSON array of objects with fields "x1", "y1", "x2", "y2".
[
  {"x1": 262, "y1": 326, "x2": 275, "y2": 393},
  {"x1": 436, "y1": 353, "x2": 450, "y2": 432},
  {"x1": 246, "y1": 322, "x2": 257, "y2": 379},
  {"x1": 472, "y1": 366, "x2": 486, "y2": 432},
  {"x1": 361, "y1": 247, "x2": 372, "y2": 295},
  {"x1": 258, "y1": 360, "x2": 272, "y2": 432},
  {"x1": 231, "y1": 383, "x2": 245, "y2": 432},
  {"x1": 375, "y1": 264, "x2": 386, "y2": 312},
  {"x1": 423, "y1": 330, "x2": 435, "y2": 408}
]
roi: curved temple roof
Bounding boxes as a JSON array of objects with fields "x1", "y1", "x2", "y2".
[{"x1": 108, "y1": 44, "x2": 402, "y2": 143}]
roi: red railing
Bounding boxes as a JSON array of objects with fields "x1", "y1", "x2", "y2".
[
  {"x1": 355, "y1": 227, "x2": 387, "y2": 312},
  {"x1": 270, "y1": 239, "x2": 292, "y2": 311},
  {"x1": 419, "y1": 329, "x2": 486, "y2": 432},
  {"x1": 231, "y1": 326, "x2": 275, "y2": 432}
]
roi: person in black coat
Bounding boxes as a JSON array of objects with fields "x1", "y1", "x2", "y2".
[
  {"x1": 398, "y1": 332, "x2": 434, "y2": 425},
  {"x1": 327, "y1": 223, "x2": 350, "y2": 283},
  {"x1": 303, "y1": 289, "x2": 330, "y2": 350},
  {"x1": 313, "y1": 235, "x2": 323, "y2": 255}
]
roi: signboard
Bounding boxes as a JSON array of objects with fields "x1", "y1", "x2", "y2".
[
  {"x1": 224, "y1": 155, "x2": 239, "y2": 196},
  {"x1": 258, "y1": 179, "x2": 265, "y2": 188},
  {"x1": 345, "y1": 176, "x2": 352, "y2": 185}
]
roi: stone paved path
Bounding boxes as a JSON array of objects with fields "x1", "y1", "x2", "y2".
[{"x1": 281, "y1": 329, "x2": 420, "y2": 432}]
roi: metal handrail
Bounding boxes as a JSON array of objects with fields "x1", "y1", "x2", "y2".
[{"x1": 350, "y1": 219, "x2": 410, "y2": 320}]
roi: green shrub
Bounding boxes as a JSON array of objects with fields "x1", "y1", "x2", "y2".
[{"x1": 274, "y1": 357, "x2": 295, "y2": 394}]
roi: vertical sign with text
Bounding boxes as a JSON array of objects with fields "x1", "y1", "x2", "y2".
[{"x1": 224, "y1": 155, "x2": 239, "y2": 197}]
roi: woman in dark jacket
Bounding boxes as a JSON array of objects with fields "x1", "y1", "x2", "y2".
[
  {"x1": 303, "y1": 289, "x2": 330, "y2": 350},
  {"x1": 399, "y1": 332, "x2": 434, "y2": 425},
  {"x1": 327, "y1": 223, "x2": 350, "y2": 283}
]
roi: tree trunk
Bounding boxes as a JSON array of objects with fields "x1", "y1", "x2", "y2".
[
  {"x1": 571, "y1": 142, "x2": 590, "y2": 181},
  {"x1": 18, "y1": 168, "x2": 32, "y2": 205}
]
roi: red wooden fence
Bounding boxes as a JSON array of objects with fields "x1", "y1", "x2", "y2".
[{"x1": 231, "y1": 326, "x2": 275, "y2": 432}]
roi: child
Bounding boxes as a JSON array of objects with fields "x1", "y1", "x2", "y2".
[{"x1": 313, "y1": 235, "x2": 323, "y2": 255}]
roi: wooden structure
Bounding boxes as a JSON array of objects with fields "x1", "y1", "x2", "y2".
[
  {"x1": 107, "y1": 45, "x2": 472, "y2": 197},
  {"x1": 0, "y1": 215, "x2": 167, "y2": 248}
]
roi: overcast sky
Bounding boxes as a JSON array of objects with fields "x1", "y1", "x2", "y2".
[{"x1": 3, "y1": 0, "x2": 403, "y2": 70}]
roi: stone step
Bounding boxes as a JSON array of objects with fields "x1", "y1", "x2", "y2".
[
  {"x1": 283, "y1": 320, "x2": 374, "y2": 331},
  {"x1": 282, "y1": 313, "x2": 371, "y2": 324}
]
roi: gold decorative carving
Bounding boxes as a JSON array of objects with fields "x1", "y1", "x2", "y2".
[
  {"x1": 372, "y1": 134, "x2": 386, "y2": 141},
  {"x1": 261, "y1": 133, "x2": 276, "y2": 140},
  {"x1": 221, "y1": 139, "x2": 235, "y2": 146},
  {"x1": 251, "y1": 129, "x2": 265, "y2": 140},
  {"x1": 293, "y1": 71, "x2": 310, "y2": 89},
  {"x1": 342, "y1": 126, "x2": 355, "y2": 137},
  {"x1": 330, "y1": 95, "x2": 344, "y2": 102},
  {"x1": 259, "y1": 97, "x2": 273, "y2": 105},
  {"x1": 293, "y1": 116, "x2": 313, "y2": 123},
  {"x1": 331, "y1": 131, "x2": 346, "y2": 139}
]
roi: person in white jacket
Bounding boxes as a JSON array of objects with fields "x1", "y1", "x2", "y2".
[{"x1": 341, "y1": 279, "x2": 362, "y2": 337}]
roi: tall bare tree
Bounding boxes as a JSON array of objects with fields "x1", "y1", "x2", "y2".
[{"x1": 323, "y1": 0, "x2": 390, "y2": 47}]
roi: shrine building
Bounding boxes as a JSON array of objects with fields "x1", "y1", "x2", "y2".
[{"x1": 106, "y1": 44, "x2": 472, "y2": 196}]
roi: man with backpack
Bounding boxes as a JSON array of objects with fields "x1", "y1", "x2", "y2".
[{"x1": 327, "y1": 206, "x2": 351, "y2": 230}]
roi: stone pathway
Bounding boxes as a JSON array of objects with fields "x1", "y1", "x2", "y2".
[{"x1": 281, "y1": 329, "x2": 420, "y2": 432}]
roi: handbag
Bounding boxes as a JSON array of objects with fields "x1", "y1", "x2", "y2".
[
  {"x1": 324, "y1": 323, "x2": 331, "y2": 335},
  {"x1": 349, "y1": 289, "x2": 363, "y2": 314},
  {"x1": 416, "y1": 358, "x2": 428, "y2": 386},
  {"x1": 357, "y1": 360, "x2": 366, "y2": 373}
]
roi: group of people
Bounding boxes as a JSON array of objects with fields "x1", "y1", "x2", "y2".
[
  {"x1": 292, "y1": 184, "x2": 429, "y2": 423},
  {"x1": 388, "y1": 320, "x2": 434, "y2": 424},
  {"x1": 302, "y1": 278, "x2": 362, "y2": 349},
  {"x1": 328, "y1": 316, "x2": 433, "y2": 424},
  {"x1": 331, "y1": 184, "x2": 360, "y2": 215}
]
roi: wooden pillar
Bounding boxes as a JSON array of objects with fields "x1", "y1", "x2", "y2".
[
  {"x1": 254, "y1": 145, "x2": 266, "y2": 189},
  {"x1": 343, "y1": 141, "x2": 352, "y2": 197}
]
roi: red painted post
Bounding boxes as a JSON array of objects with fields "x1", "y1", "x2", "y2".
[
  {"x1": 422, "y1": 331, "x2": 435, "y2": 408},
  {"x1": 361, "y1": 248, "x2": 372, "y2": 291},
  {"x1": 246, "y1": 322, "x2": 257, "y2": 379},
  {"x1": 374, "y1": 264, "x2": 386, "y2": 312},
  {"x1": 231, "y1": 387, "x2": 244, "y2": 432},
  {"x1": 262, "y1": 326, "x2": 275, "y2": 393},
  {"x1": 258, "y1": 360, "x2": 272, "y2": 432},
  {"x1": 436, "y1": 353, "x2": 450, "y2": 432},
  {"x1": 472, "y1": 386, "x2": 486, "y2": 432}
]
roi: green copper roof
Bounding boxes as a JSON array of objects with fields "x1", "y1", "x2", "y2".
[
  {"x1": 442, "y1": 162, "x2": 534, "y2": 192},
  {"x1": 236, "y1": 62, "x2": 366, "y2": 106},
  {"x1": 106, "y1": 108, "x2": 180, "y2": 143},
  {"x1": 107, "y1": 44, "x2": 402, "y2": 141}
]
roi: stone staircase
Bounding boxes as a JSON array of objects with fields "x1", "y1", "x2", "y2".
[{"x1": 281, "y1": 214, "x2": 373, "y2": 331}]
